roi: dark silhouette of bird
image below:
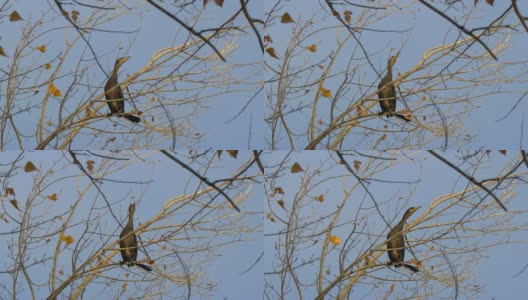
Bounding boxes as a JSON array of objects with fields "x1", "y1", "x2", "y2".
[
  {"x1": 378, "y1": 53, "x2": 410, "y2": 122},
  {"x1": 119, "y1": 203, "x2": 152, "y2": 271},
  {"x1": 386, "y1": 206, "x2": 420, "y2": 272},
  {"x1": 104, "y1": 56, "x2": 141, "y2": 123}
]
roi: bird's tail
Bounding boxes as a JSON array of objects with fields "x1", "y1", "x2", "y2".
[
  {"x1": 394, "y1": 113, "x2": 411, "y2": 122},
  {"x1": 123, "y1": 114, "x2": 141, "y2": 123},
  {"x1": 135, "y1": 263, "x2": 152, "y2": 271},
  {"x1": 402, "y1": 263, "x2": 419, "y2": 273}
]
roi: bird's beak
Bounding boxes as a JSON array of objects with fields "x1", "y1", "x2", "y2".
[
  {"x1": 123, "y1": 56, "x2": 130, "y2": 62},
  {"x1": 415, "y1": 206, "x2": 422, "y2": 210}
]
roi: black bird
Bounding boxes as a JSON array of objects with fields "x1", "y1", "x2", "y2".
[
  {"x1": 105, "y1": 56, "x2": 141, "y2": 123},
  {"x1": 119, "y1": 203, "x2": 152, "y2": 271},
  {"x1": 378, "y1": 53, "x2": 410, "y2": 122},
  {"x1": 386, "y1": 206, "x2": 420, "y2": 273}
]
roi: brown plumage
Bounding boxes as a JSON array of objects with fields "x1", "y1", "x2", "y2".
[
  {"x1": 378, "y1": 53, "x2": 409, "y2": 122},
  {"x1": 104, "y1": 56, "x2": 141, "y2": 123},
  {"x1": 119, "y1": 203, "x2": 152, "y2": 271},
  {"x1": 386, "y1": 206, "x2": 420, "y2": 273}
]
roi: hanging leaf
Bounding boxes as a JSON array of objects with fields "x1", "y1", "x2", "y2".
[
  {"x1": 45, "y1": 63, "x2": 52, "y2": 70},
  {"x1": 47, "y1": 83, "x2": 62, "y2": 97},
  {"x1": 9, "y1": 199, "x2": 20, "y2": 210},
  {"x1": 264, "y1": 35, "x2": 273, "y2": 43},
  {"x1": 291, "y1": 162, "x2": 304, "y2": 173},
  {"x1": 274, "y1": 187, "x2": 284, "y2": 195},
  {"x1": 499, "y1": 150, "x2": 507, "y2": 155},
  {"x1": 277, "y1": 200, "x2": 286, "y2": 209},
  {"x1": 48, "y1": 193, "x2": 58, "y2": 201},
  {"x1": 266, "y1": 213, "x2": 276, "y2": 222},
  {"x1": 9, "y1": 11, "x2": 23, "y2": 22},
  {"x1": 281, "y1": 13, "x2": 294, "y2": 23},
  {"x1": 5, "y1": 187, "x2": 15, "y2": 196},
  {"x1": 344, "y1": 11, "x2": 352, "y2": 24},
  {"x1": 24, "y1": 161, "x2": 37, "y2": 172},
  {"x1": 353, "y1": 160, "x2": 361, "y2": 171},
  {"x1": 329, "y1": 235, "x2": 341, "y2": 245},
  {"x1": 215, "y1": 0, "x2": 224, "y2": 7},
  {"x1": 227, "y1": 150, "x2": 238, "y2": 159},
  {"x1": 318, "y1": 84, "x2": 332, "y2": 98},
  {"x1": 36, "y1": 45, "x2": 46, "y2": 53},
  {"x1": 86, "y1": 160, "x2": 95, "y2": 173},
  {"x1": 486, "y1": 0, "x2": 494, "y2": 6},
  {"x1": 315, "y1": 194, "x2": 324, "y2": 202},
  {"x1": 217, "y1": 150, "x2": 223, "y2": 158},
  {"x1": 307, "y1": 44, "x2": 317, "y2": 52},
  {"x1": 60, "y1": 232, "x2": 74, "y2": 245},
  {"x1": 71, "y1": 10, "x2": 80, "y2": 23},
  {"x1": 265, "y1": 47, "x2": 279, "y2": 59},
  {"x1": 0, "y1": 46, "x2": 8, "y2": 57}
]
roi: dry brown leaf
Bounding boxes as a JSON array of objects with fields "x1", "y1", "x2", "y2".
[
  {"x1": 277, "y1": 200, "x2": 286, "y2": 209},
  {"x1": 274, "y1": 187, "x2": 284, "y2": 195},
  {"x1": 45, "y1": 63, "x2": 52, "y2": 70},
  {"x1": 291, "y1": 162, "x2": 304, "y2": 173},
  {"x1": 499, "y1": 150, "x2": 507, "y2": 155},
  {"x1": 24, "y1": 161, "x2": 37, "y2": 172},
  {"x1": 86, "y1": 160, "x2": 95, "y2": 173},
  {"x1": 0, "y1": 46, "x2": 8, "y2": 57},
  {"x1": 281, "y1": 13, "x2": 294, "y2": 23},
  {"x1": 264, "y1": 35, "x2": 272, "y2": 43},
  {"x1": 48, "y1": 193, "x2": 58, "y2": 201},
  {"x1": 72, "y1": 10, "x2": 80, "y2": 23},
  {"x1": 227, "y1": 150, "x2": 238, "y2": 158},
  {"x1": 9, "y1": 11, "x2": 23, "y2": 22},
  {"x1": 315, "y1": 194, "x2": 324, "y2": 202},
  {"x1": 353, "y1": 160, "x2": 361, "y2": 171},
  {"x1": 266, "y1": 213, "x2": 276, "y2": 222},
  {"x1": 265, "y1": 47, "x2": 279, "y2": 59},
  {"x1": 215, "y1": 0, "x2": 224, "y2": 7},
  {"x1": 344, "y1": 11, "x2": 352, "y2": 24},
  {"x1": 5, "y1": 187, "x2": 15, "y2": 196},
  {"x1": 217, "y1": 150, "x2": 223, "y2": 158},
  {"x1": 486, "y1": 0, "x2": 494, "y2": 6},
  {"x1": 10, "y1": 199, "x2": 20, "y2": 210}
]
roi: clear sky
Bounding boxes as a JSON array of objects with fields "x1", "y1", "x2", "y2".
[
  {"x1": 0, "y1": 151, "x2": 262, "y2": 299},
  {"x1": 264, "y1": 150, "x2": 528, "y2": 299}
]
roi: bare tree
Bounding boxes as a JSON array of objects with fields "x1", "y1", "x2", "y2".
[
  {"x1": 265, "y1": 1, "x2": 528, "y2": 149},
  {"x1": 0, "y1": 150, "x2": 261, "y2": 299},
  {"x1": 264, "y1": 150, "x2": 528, "y2": 299}
]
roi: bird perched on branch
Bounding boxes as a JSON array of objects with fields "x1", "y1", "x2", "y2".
[
  {"x1": 119, "y1": 203, "x2": 152, "y2": 271},
  {"x1": 386, "y1": 206, "x2": 420, "y2": 273},
  {"x1": 105, "y1": 56, "x2": 141, "y2": 123},
  {"x1": 378, "y1": 53, "x2": 410, "y2": 122}
]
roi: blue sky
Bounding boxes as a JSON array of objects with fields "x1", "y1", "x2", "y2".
[
  {"x1": 264, "y1": 150, "x2": 528, "y2": 299},
  {"x1": 0, "y1": 151, "x2": 262, "y2": 299}
]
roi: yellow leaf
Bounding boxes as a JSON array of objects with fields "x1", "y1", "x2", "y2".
[
  {"x1": 291, "y1": 162, "x2": 304, "y2": 173},
  {"x1": 47, "y1": 83, "x2": 62, "y2": 97},
  {"x1": 10, "y1": 199, "x2": 20, "y2": 211},
  {"x1": 344, "y1": 11, "x2": 352, "y2": 24},
  {"x1": 45, "y1": 63, "x2": 52, "y2": 70},
  {"x1": 48, "y1": 193, "x2": 58, "y2": 201},
  {"x1": 24, "y1": 161, "x2": 37, "y2": 172},
  {"x1": 281, "y1": 13, "x2": 294, "y2": 23},
  {"x1": 37, "y1": 45, "x2": 46, "y2": 53},
  {"x1": 60, "y1": 232, "x2": 74, "y2": 245},
  {"x1": 0, "y1": 46, "x2": 8, "y2": 57},
  {"x1": 265, "y1": 47, "x2": 279, "y2": 59},
  {"x1": 318, "y1": 84, "x2": 332, "y2": 98},
  {"x1": 329, "y1": 235, "x2": 341, "y2": 245},
  {"x1": 307, "y1": 44, "x2": 317, "y2": 52},
  {"x1": 122, "y1": 283, "x2": 128, "y2": 290},
  {"x1": 266, "y1": 213, "x2": 276, "y2": 222},
  {"x1": 9, "y1": 11, "x2": 23, "y2": 22},
  {"x1": 315, "y1": 194, "x2": 324, "y2": 202}
]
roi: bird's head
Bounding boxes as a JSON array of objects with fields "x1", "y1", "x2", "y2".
[
  {"x1": 115, "y1": 56, "x2": 130, "y2": 69},
  {"x1": 128, "y1": 202, "x2": 136, "y2": 215},
  {"x1": 388, "y1": 52, "x2": 400, "y2": 68},
  {"x1": 404, "y1": 206, "x2": 421, "y2": 218}
]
